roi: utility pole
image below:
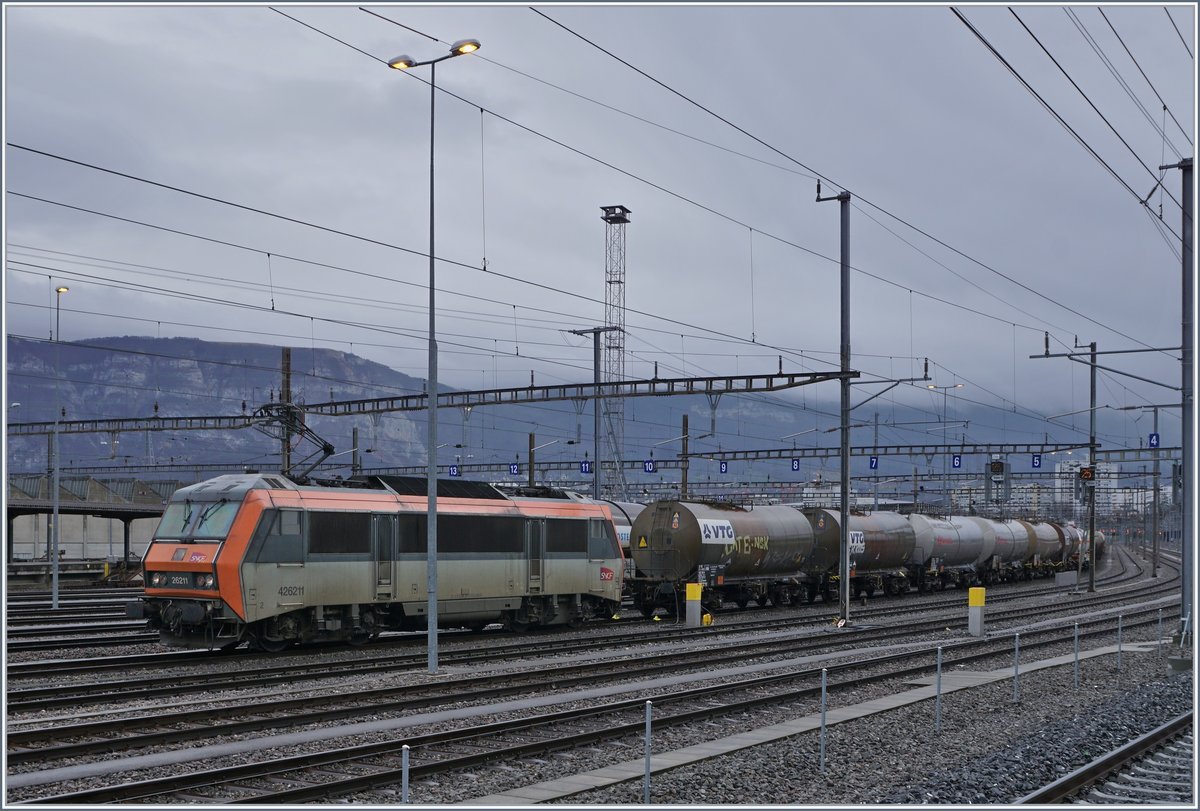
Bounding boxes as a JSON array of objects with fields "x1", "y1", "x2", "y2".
[
  {"x1": 873, "y1": 412, "x2": 879, "y2": 511},
  {"x1": 281, "y1": 347, "x2": 292, "y2": 475},
  {"x1": 681, "y1": 413, "x2": 689, "y2": 499},
  {"x1": 817, "y1": 181, "x2": 852, "y2": 623},
  {"x1": 1161, "y1": 156, "x2": 1192, "y2": 628},
  {"x1": 1152, "y1": 407, "x2": 1160, "y2": 578},
  {"x1": 570, "y1": 326, "x2": 619, "y2": 500},
  {"x1": 1087, "y1": 341, "x2": 1097, "y2": 594}
]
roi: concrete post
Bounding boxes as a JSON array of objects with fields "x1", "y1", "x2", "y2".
[
  {"x1": 685, "y1": 582, "x2": 703, "y2": 628},
  {"x1": 968, "y1": 586, "x2": 985, "y2": 637}
]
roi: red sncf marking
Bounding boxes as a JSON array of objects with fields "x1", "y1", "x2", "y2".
[{"x1": 599, "y1": 567, "x2": 615, "y2": 581}]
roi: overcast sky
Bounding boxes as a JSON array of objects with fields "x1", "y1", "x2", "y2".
[{"x1": 3, "y1": 2, "x2": 1196, "y2": 456}]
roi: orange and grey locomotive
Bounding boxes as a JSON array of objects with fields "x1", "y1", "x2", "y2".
[{"x1": 128, "y1": 474, "x2": 624, "y2": 650}]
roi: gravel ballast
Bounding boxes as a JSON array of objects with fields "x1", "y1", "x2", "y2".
[{"x1": 542, "y1": 651, "x2": 1192, "y2": 805}]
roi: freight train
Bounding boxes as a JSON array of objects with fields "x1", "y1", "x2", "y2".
[
  {"x1": 628, "y1": 500, "x2": 1105, "y2": 615},
  {"x1": 127, "y1": 474, "x2": 625, "y2": 650}
]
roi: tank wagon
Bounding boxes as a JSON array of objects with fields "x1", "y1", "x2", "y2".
[
  {"x1": 806, "y1": 508, "x2": 917, "y2": 598},
  {"x1": 630, "y1": 499, "x2": 1105, "y2": 613},
  {"x1": 604, "y1": 500, "x2": 646, "y2": 561},
  {"x1": 127, "y1": 474, "x2": 624, "y2": 650},
  {"x1": 630, "y1": 500, "x2": 815, "y2": 615}
]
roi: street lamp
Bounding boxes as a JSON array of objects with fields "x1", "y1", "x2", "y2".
[
  {"x1": 51, "y1": 285, "x2": 69, "y2": 609},
  {"x1": 388, "y1": 37, "x2": 480, "y2": 675},
  {"x1": 55, "y1": 286, "x2": 69, "y2": 341},
  {"x1": 928, "y1": 383, "x2": 964, "y2": 519}
]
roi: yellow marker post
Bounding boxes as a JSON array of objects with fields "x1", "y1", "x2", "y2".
[
  {"x1": 968, "y1": 586, "x2": 986, "y2": 637},
  {"x1": 685, "y1": 582, "x2": 703, "y2": 628}
]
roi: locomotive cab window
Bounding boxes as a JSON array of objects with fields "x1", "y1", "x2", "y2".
[
  {"x1": 153, "y1": 499, "x2": 239, "y2": 540},
  {"x1": 192, "y1": 501, "x2": 240, "y2": 539},
  {"x1": 154, "y1": 503, "x2": 191, "y2": 539},
  {"x1": 250, "y1": 509, "x2": 304, "y2": 563},
  {"x1": 588, "y1": 518, "x2": 619, "y2": 559}
]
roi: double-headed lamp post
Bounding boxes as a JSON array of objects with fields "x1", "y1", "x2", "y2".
[
  {"x1": 927, "y1": 383, "x2": 964, "y2": 519},
  {"x1": 388, "y1": 38, "x2": 480, "y2": 675},
  {"x1": 52, "y1": 285, "x2": 69, "y2": 609}
]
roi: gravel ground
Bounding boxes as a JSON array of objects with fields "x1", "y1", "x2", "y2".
[
  {"x1": 300, "y1": 622, "x2": 1189, "y2": 806},
  {"x1": 541, "y1": 645, "x2": 1193, "y2": 805}
]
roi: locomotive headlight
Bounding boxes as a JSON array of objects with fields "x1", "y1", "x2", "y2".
[
  {"x1": 150, "y1": 573, "x2": 165, "y2": 587},
  {"x1": 198, "y1": 574, "x2": 215, "y2": 589}
]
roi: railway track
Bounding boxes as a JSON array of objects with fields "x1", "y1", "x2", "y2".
[
  {"x1": 8, "y1": 602, "x2": 1175, "y2": 766},
  {"x1": 1017, "y1": 712, "x2": 1193, "y2": 804},
  {"x1": 5, "y1": 557, "x2": 1167, "y2": 710},
  {"x1": 4, "y1": 540, "x2": 1147, "y2": 664},
  {"x1": 12, "y1": 609, "x2": 1174, "y2": 805},
  {"x1": 4, "y1": 599, "x2": 1176, "y2": 801},
  {"x1": 5, "y1": 548, "x2": 1179, "y2": 805}
]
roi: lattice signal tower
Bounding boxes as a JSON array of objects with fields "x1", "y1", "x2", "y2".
[{"x1": 601, "y1": 205, "x2": 630, "y2": 494}]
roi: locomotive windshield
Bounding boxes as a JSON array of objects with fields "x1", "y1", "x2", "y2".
[{"x1": 154, "y1": 499, "x2": 240, "y2": 540}]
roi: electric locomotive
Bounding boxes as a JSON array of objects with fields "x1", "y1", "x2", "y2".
[{"x1": 127, "y1": 473, "x2": 624, "y2": 650}]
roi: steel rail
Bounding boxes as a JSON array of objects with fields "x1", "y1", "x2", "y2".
[
  {"x1": 21, "y1": 611, "x2": 1174, "y2": 805},
  {"x1": 1016, "y1": 712, "x2": 1194, "y2": 804}
]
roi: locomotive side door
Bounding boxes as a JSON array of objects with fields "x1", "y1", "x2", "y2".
[
  {"x1": 373, "y1": 514, "x2": 395, "y2": 601},
  {"x1": 525, "y1": 518, "x2": 544, "y2": 594}
]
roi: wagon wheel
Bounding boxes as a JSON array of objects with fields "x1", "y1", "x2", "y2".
[{"x1": 249, "y1": 634, "x2": 289, "y2": 653}]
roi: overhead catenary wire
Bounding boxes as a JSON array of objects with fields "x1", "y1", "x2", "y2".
[
  {"x1": 950, "y1": 9, "x2": 1160, "y2": 215},
  {"x1": 279, "y1": 8, "x2": 1169, "y2": 358},
  {"x1": 4, "y1": 9, "x2": 1176, "y2": 455},
  {"x1": 1096, "y1": 6, "x2": 1193, "y2": 147},
  {"x1": 1163, "y1": 6, "x2": 1193, "y2": 59},
  {"x1": 7, "y1": 153, "x2": 1171, "y2": 448},
  {"x1": 527, "y1": 6, "x2": 1176, "y2": 352},
  {"x1": 5, "y1": 182, "x2": 1088, "y2": 378},
  {"x1": 1063, "y1": 8, "x2": 1186, "y2": 162},
  {"x1": 1008, "y1": 6, "x2": 1183, "y2": 212}
]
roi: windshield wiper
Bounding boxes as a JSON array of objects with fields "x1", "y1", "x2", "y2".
[{"x1": 195, "y1": 500, "x2": 225, "y2": 529}]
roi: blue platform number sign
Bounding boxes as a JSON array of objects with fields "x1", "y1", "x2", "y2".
[
  {"x1": 1032, "y1": 453, "x2": 1042, "y2": 469},
  {"x1": 869, "y1": 456, "x2": 879, "y2": 470},
  {"x1": 643, "y1": 459, "x2": 657, "y2": 474},
  {"x1": 508, "y1": 463, "x2": 520, "y2": 476},
  {"x1": 791, "y1": 458, "x2": 800, "y2": 472},
  {"x1": 952, "y1": 454, "x2": 962, "y2": 469},
  {"x1": 448, "y1": 464, "x2": 461, "y2": 478},
  {"x1": 719, "y1": 460, "x2": 728, "y2": 475},
  {"x1": 580, "y1": 459, "x2": 592, "y2": 475},
  {"x1": 1149, "y1": 432, "x2": 1160, "y2": 448}
]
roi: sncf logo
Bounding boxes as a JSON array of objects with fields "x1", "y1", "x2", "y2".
[{"x1": 599, "y1": 567, "x2": 615, "y2": 581}]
